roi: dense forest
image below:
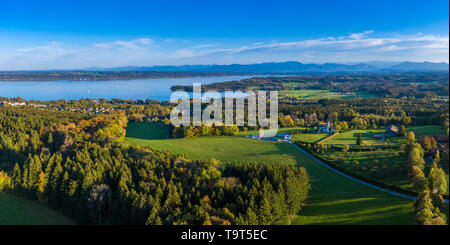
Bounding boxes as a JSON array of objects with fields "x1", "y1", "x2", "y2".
[{"x1": 0, "y1": 105, "x2": 310, "y2": 225}]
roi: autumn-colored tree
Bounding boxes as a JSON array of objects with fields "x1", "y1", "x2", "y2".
[
  {"x1": 428, "y1": 162, "x2": 448, "y2": 195},
  {"x1": 37, "y1": 171, "x2": 46, "y2": 203},
  {"x1": 0, "y1": 171, "x2": 12, "y2": 192},
  {"x1": 409, "y1": 166, "x2": 427, "y2": 192},
  {"x1": 405, "y1": 131, "x2": 415, "y2": 144},
  {"x1": 356, "y1": 133, "x2": 363, "y2": 145},
  {"x1": 399, "y1": 125, "x2": 406, "y2": 136}
]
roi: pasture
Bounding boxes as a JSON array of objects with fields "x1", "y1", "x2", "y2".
[
  {"x1": 320, "y1": 148, "x2": 411, "y2": 191},
  {"x1": 279, "y1": 90, "x2": 351, "y2": 100},
  {"x1": 126, "y1": 136, "x2": 298, "y2": 165},
  {"x1": 407, "y1": 125, "x2": 446, "y2": 136},
  {"x1": 290, "y1": 133, "x2": 329, "y2": 143},
  {"x1": 323, "y1": 130, "x2": 404, "y2": 147},
  {"x1": 126, "y1": 129, "x2": 415, "y2": 225},
  {"x1": 279, "y1": 90, "x2": 375, "y2": 100},
  {"x1": 0, "y1": 192, "x2": 73, "y2": 225},
  {"x1": 126, "y1": 122, "x2": 168, "y2": 140}
]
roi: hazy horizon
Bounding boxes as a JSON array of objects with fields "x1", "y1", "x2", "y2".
[{"x1": 1, "y1": 60, "x2": 449, "y2": 72}]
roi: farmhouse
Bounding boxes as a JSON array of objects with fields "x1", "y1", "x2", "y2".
[{"x1": 385, "y1": 125, "x2": 399, "y2": 137}]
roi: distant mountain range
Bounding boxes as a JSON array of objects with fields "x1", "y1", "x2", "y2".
[{"x1": 84, "y1": 61, "x2": 449, "y2": 73}]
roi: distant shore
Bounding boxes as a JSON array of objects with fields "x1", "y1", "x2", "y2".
[{"x1": 0, "y1": 71, "x2": 255, "y2": 81}]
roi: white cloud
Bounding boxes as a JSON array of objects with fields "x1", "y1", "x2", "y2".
[
  {"x1": 94, "y1": 38, "x2": 153, "y2": 49},
  {"x1": 0, "y1": 32, "x2": 448, "y2": 70},
  {"x1": 16, "y1": 41, "x2": 63, "y2": 54},
  {"x1": 349, "y1": 30, "x2": 374, "y2": 39},
  {"x1": 178, "y1": 32, "x2": 448, "y2": 64}
]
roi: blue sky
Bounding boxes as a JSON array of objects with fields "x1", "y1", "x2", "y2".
[{"x1": 0, "y1": 0, "x2": 448, "y2": 70}]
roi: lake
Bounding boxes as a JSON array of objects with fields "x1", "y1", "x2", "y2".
[{"x1": 0, "y1": 75, "x2": 262, "y2": 101}]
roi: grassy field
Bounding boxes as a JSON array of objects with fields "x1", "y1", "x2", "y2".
[
  {"x1": 126, "y1": 126, "x2": 415, "y2": 224},
  {"x1": 297, "y1": 129, "x2": 411, "y2": 192},
  {"x1": 407, "y1": 125, "x2": 446, "y2": 136},
  {"x1": 279, "y1": 90, "x2": 351, "y2": 100},
  {"x1": 323, "y1": 130, "x2": 405, "y2": 147},
  {"x1": 289, "y1": 148, "x2": 414, "y2": 225},
  {"x1": 320, "y1": 148, "x2": 411, "y2": 190},
  {"x1": 279, "y1": 90, "x2": 375, "y2": 100},
  {"x1": 127, "y1": 136, "x2": 298, "y2": 165},
  {"x1": 0, "y1": 192, "x2": 73, "y2": 225},
  {"x1": 295, "y1": 127, "x2": 449, "y2": 195},
  {"x1": 290, "y1": 133, "x2": 329, "y2": 143},
  {"x1": 126, "y1": 122, "x2": 168, "y2": 140}
]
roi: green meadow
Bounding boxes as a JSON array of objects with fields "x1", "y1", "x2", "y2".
[
  {"x1": 322, "y1": 130, "x2": 405, "y2": 147},
  {"x1": 126, "y1": 121, "x2": 168, "y2": 140},
  {"x1": 407, "y1": 125, "x2": 446, "y2": 136},
  {"x1": 320, "y1": 148, "x2": 411, "y2": 191},
  {"x1": 290, "y1": 133, "x2": 329, "y2": 143},
  {"x1": 126, "y1": 123, "x2": 415, "y2": 225},
  {"x1": 0, "y1": 192, "x2": 73, "y2": 225},
  {"x1": 127, "y1": 135, "x2": 298, "y2": 165},
  {"x1": 279, "y1": 90, "x2": 375, "y2": 100}
]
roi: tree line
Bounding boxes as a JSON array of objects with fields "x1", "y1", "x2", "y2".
[{"x1": 404, "y1": 131, "x2": 448, "y2": 225}]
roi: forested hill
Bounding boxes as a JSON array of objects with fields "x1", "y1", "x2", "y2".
[{"x1": 0, "y1": 105, "x2": 310, "y2": 225}]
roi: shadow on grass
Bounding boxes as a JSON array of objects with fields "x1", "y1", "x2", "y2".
[{"x1": 126, "y1": 122, "x2": 168, "y2": 140}]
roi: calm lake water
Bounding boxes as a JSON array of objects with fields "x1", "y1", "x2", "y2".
[{"x1": 0, "y1": 75, "x2": 261, "y2": 101}]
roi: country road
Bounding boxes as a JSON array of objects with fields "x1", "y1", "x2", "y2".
[
  {"x1": 252, "y1": 133, "x2": 449, "y2": 205},
  {"x1": 285, "y1": 136, "x2": 449, "y2": 205}
]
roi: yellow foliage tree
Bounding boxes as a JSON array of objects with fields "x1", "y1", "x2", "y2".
[
  {"x1": 0, "y1": 171, "x2": 12, "y2": 192},
  {"x1": 37, "y1": 171, "x2": 46, "y2": 203}
]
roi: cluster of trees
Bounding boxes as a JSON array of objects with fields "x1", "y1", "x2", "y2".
[
  {"x1": 169, "y1": 124, "x2": 240, "y2": 138},
  {"x1": 356, "y1": 133, "x2": 363, "y2": 146},
  {"x1": 0, "y1": 106, "x2": 90, "y2": 170},
  {"x1": 154, "y1": 96, "x2": 442, "y2": 138},
  {"x1": 4, "y1": 93, "x2": 447, "y2": 141},
  {"x1": 8, "y1": 144, "x2": 310, "y2": 225},
  {"x1": 404, "y1": 132, "x2": 448, "y2": 225},
  {"x1": 0, "y1": 171, "x2": 11, "y2": 192},
  {"x1": 0, "y1": 106, "x2": 127, "y2": 171},
  {"x1": 0, "y1": 105, "x2": 310, "y2": 225},
  {"x1": 421, "y1": 136, "x2": 437, "y2": 153},
  {"x1": 280, "y1": 108, "x2": 412, "y2": 130},
  {"x1": 280, "y1": 98, "x2": 447, "y2": 128}
]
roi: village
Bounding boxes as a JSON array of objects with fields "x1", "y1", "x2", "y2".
[{"x1": 0, "y1": 100, "x2": 117, "y2": 115}]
